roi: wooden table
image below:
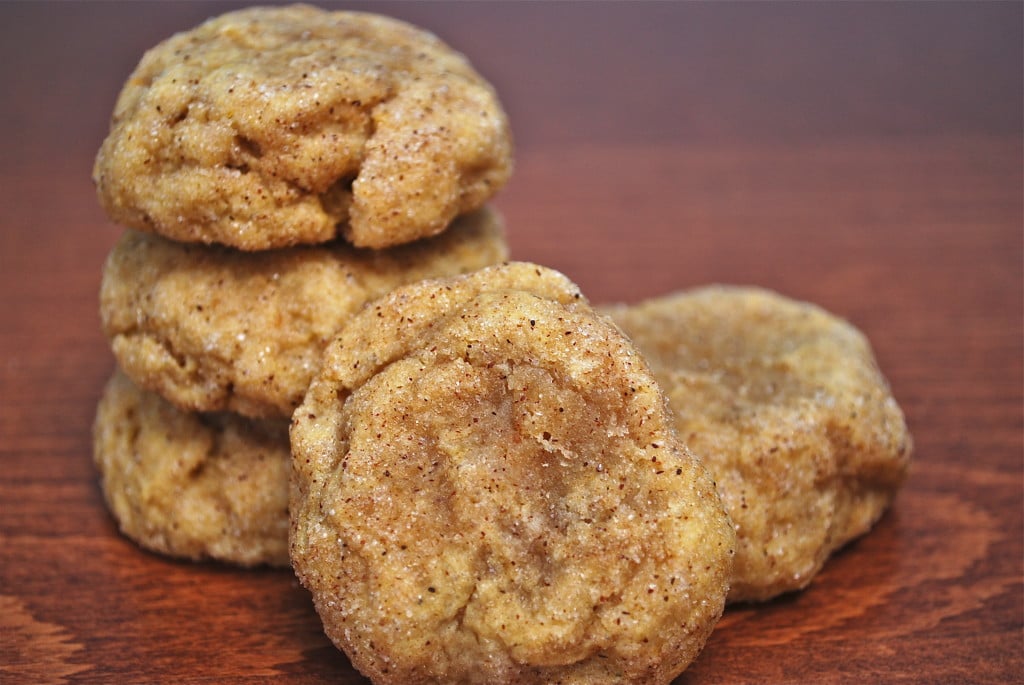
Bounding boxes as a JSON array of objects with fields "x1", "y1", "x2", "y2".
[{"x1": 2, "y1": 2, "x2": 1020, "y2": 682}]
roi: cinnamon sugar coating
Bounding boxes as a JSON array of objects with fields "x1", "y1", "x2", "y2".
[{"x1": 290, "y1": 263, "x2": 735, "y2": 684}]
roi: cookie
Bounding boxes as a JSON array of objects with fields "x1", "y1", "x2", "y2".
[
  {"x1": 290, "y1": 263, "x2": 736, "y2": 684},
  {"x1": 92, "y1": 370, "x2": 290, "y2": 567},
  {"x1": 100, "y1": 206, "x2": 508, "y2": 419},
  {"x1": 93, "y1": 5, "x2": 512, "y2": 250},
  {"x1": 601, "y1": 286, "x2": 912, "y2": 603}
]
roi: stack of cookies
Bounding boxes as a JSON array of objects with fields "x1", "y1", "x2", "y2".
[
  {"x1": 91, "y1": 6, "x2": 912, "y2": 684},
  {"x1": 91, "y1": 6, "x2": 513, "y2": 569}
]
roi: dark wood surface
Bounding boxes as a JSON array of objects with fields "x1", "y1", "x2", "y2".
[{"x1": 1, "y1": 2, "x2": 1021, "y2": 683}]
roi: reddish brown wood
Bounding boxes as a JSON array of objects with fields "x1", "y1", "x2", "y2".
[{"x1": 1, "y1": 3, "x2": 1020, "y2": 683}]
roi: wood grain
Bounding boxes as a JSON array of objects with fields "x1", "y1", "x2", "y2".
[{"x1": 1, "y1": 2, "x2": 1020, "y2": 683}]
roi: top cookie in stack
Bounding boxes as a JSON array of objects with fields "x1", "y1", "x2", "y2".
[{"x1": 93, "y1": 4, "x2": 512, "y2": 251}]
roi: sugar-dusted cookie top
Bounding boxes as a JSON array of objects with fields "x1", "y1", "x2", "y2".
[
  {"x1": 100, "y1": 207, "x2": 507, "y2": 420},
  {"x1": 93, "y1": 371, "x2": 290, "y2": 567},
  {"x1": 602, "y1": 286, "x2": 912, "y2": 603},
  {"x1": 93, "y1": 5, "x2": 512, "y2": 250},
  {"x1": 290, "y1": 263, "x2": 735, "y2": 684}
]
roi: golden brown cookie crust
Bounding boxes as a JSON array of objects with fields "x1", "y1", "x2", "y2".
[
  {"x1": 290, "y1": 264, "x2": 735, "y2": 684},
  {"x1": 92, "y1": 370, "x2": 290, "y2": 567},
  {"x1": 93, "y1": 5, "x2": 512, "y2": 250},
  {"x1": 601, "y1": 286, "x2": 912, "y2": 603},
  {"x1": 100, "y1": 207, "x2": 507, "y2": 419}
]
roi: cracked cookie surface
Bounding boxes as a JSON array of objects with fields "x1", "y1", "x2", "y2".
[
  {"x1": 100, "y1": 207, "x2": 507, "y2": 420},
  {"x1": 601, "y1": 286, "x2": 912, "y2": 603},
  {"x1": 93, "y1": 370, "x2": 290, "y2": 567},
  {"x1": 93, "y1": 4, "x2": 512, "y2": 250},
  {"x1": 289, "y1": 263, "x2": 735, "y2": 684}
]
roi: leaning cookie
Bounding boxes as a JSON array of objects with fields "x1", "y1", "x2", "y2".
[
  {"x1": 92, "y1": 370, "x2": 290, "y2": 567},
  {"x1": 93, "y1": 5, "x2": 512, "y2": 250},
  {"x1": 290, "y1": 263, "x2": 736, "y2": 685},
  {"x1": 601, "y1": 286, "x2": 912, "y2": 603},
  {"x1": 100, "y1": 207, "x2": 507, "y2": 420}
]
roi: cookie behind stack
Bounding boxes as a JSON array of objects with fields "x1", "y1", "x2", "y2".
[
  {"x1": 91, "y1": 5, "x2": 513, "y2": 567},
  {"x1": 601, "y1": 287, "x2": 912, "y2": 603}
]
